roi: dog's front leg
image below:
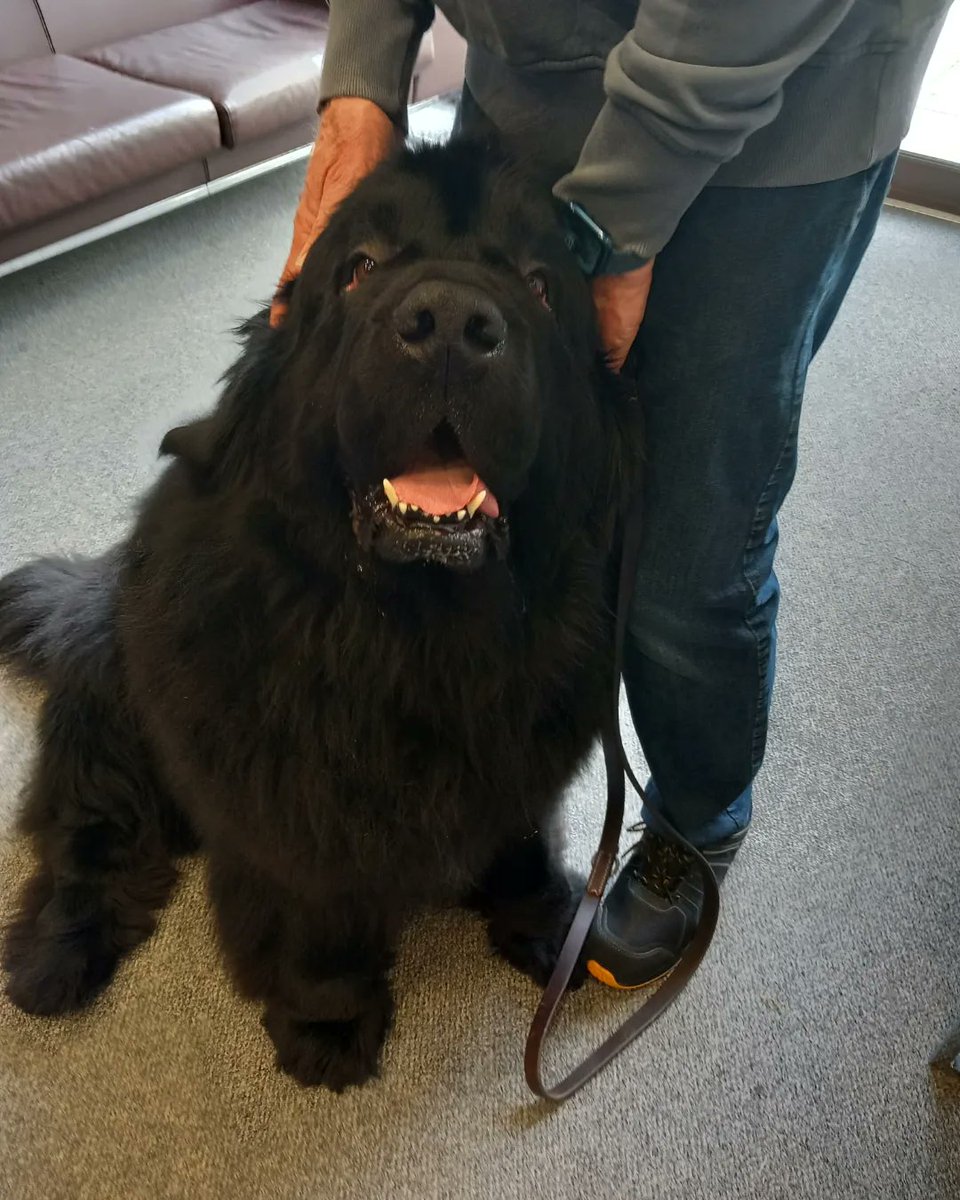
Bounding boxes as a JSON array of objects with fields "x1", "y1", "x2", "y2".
[{"x1": 208, "y1": 851, "x2": 396, "y2": 1091}]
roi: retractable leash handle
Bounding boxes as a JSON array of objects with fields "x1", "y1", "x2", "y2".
[{"x1": 524, "y1": 493, "x2": 721, "y2": 1102}]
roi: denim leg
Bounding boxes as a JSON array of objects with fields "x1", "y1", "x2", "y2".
[{"x1": 627, "y1": 154, "x2": 897, "y2": 846}]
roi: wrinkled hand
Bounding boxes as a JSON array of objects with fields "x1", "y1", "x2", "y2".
[
  {"x1": 270, "y1": 98, "x2": 400, "y2": 326},
  {"x1": 591, "y1": 260, "x2": 655, "y2": 372}
]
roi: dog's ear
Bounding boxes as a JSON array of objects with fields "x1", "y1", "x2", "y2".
[{"x1": 159, "y1": 417, "x2": 218, "y2": 473}]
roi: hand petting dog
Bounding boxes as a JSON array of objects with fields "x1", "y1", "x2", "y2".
[{"x1": 271, "y1": 98, "x2": 399, "y2": 327}]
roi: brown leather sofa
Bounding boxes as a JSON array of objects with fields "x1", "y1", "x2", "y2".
[{"x1": 0, "y1": 1, "x2": 465, "y2": 276}]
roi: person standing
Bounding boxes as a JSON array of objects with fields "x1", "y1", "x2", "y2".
[{"x1": 273, "y1": 0, "x2": 951, "y2": 988}]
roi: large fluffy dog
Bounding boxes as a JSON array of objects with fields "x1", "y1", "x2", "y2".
[{"x1": 0, "y1": 142, "x2": 636, "y2": 1090}]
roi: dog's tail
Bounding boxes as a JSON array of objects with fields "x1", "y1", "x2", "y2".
[{"x1": 0, "y1": 551, "x2": 119, "y2": 687}]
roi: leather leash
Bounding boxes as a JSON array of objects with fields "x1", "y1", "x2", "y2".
[{"x1": 524, "y1": 487, "x2": 722, "y2": 1101}]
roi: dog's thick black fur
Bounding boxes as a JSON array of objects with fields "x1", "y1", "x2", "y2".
[{"x1": 0, "y1": 141, "x2": 636, "y2": 1090}]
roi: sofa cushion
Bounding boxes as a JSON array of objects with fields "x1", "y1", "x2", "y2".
[
  {"x1": 83, "y1": 1, "x2": 331, "y2": 149},
  {"x1": 36, "y1": 0, "x2": 247, "y2": 55},
  {"x1": 0, "y1": 56, "x2": 221, "y2": 234},
  {"x1": 1, "y1": 0, "x2": 52, "y2": 67}
]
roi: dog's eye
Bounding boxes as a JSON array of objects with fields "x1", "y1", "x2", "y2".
[
  {"x1": 346, "y1": 256, "x2": 377, "y2": 292},
  {"x1": 526, "y1": 271, "x2": 550, "y2": 308}
]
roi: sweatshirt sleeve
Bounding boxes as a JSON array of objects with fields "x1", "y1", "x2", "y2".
[
  {"x1": 319, "y1": 0, "x2": 435, "y2": 126},
  {"x1": 554, "y1": 0, "x2": 858, "y2": 259}
]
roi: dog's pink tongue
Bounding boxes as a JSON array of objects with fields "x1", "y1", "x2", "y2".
[{"x1": 390, "y1": 463, "x2": 499, "y2": 517}]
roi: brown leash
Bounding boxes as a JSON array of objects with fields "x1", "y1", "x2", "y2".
[{"x1": 524, "y1": 490, "x2": 721, "y2": 1101}]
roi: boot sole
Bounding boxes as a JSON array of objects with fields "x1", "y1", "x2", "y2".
[{"x1": 586, "y1": 958, "x2": 676, "y2": 990}]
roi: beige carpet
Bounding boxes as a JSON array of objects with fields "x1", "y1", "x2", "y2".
[{"x1": 0, "y1": 161, "x2": 958, "y2": 1198}]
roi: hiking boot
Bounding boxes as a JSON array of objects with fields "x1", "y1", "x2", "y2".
[{"x1": 584, "y1": 824, "x2": 748, "y2": 989}]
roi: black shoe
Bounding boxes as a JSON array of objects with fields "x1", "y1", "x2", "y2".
[{"x1": 584, "y1": 824, "x2": 748, "y2": 989}]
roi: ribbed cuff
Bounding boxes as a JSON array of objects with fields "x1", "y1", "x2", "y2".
[{"x1": 319, "y1": 1, "x2": 433, "y2": 128}]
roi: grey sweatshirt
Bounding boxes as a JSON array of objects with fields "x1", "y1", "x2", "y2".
[{"x1": 320, "y1": 0, "x2": 950, "y2": 260}]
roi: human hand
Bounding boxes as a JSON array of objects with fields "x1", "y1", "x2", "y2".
[
  {"x1": 591, "y1": 260, "x2": 655, "y2": 372},
  {"x1": 270, "y1": 97, "x2": 400, "y2": 326}
]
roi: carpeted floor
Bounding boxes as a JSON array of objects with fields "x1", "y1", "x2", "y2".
[{"x1": 0, "y1": 152, "x2": 958, "y2": 1199}]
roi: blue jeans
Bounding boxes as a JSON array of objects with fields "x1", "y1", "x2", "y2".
[{"x1": 627, "y1": 154, "x2": 897, "y2": 846}]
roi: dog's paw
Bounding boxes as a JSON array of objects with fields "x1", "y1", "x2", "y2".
[
  {"x1": 488, "y1": 919, "x2": 589, "y2": 990},
  {"x1": 487, "y1": 874, "x2": 588, "y2": 990},
  {"x1": 262, "y1": 995, "x2": 393, "y2": 1092},
  {"x1": 3, "y1": 913, "x2": 119, "y2": 1016}
]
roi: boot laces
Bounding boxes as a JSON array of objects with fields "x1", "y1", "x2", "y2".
[{"x1": 624, "y1": 822, "x2": 694, "y2": 898}]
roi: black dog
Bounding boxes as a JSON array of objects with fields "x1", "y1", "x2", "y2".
[{"x1": 0, "y1": 142, "x2": 636, "y2": 1091}]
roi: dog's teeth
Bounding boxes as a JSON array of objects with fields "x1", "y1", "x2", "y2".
[
  {"x1": 411, "y1": 504, "x2": 420, "y2": 513},
  {"x1": 433, "y1": 515, "x2": 441, "y2": 524},
  {"x1": 466, "y1": 491, "x2": 486, "y2": 519},
  {"x1": 457, "y1": 509, "x2": 467, "y2": 521},
  {"x1": 383, "y1": 479, "x2": 399, "y2": 508},
  {"x1": 399, "y1": 502, "x2": 408, "y2": 515}
]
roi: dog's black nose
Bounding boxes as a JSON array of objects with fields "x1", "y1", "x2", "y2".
[{"x1": 394, "y1": 282, "x2": 507, "y2": 362}]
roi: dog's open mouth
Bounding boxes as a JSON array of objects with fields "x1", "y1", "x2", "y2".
[{"x1": 351, "y1": 425, "x2": 508, "y2": 571}]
